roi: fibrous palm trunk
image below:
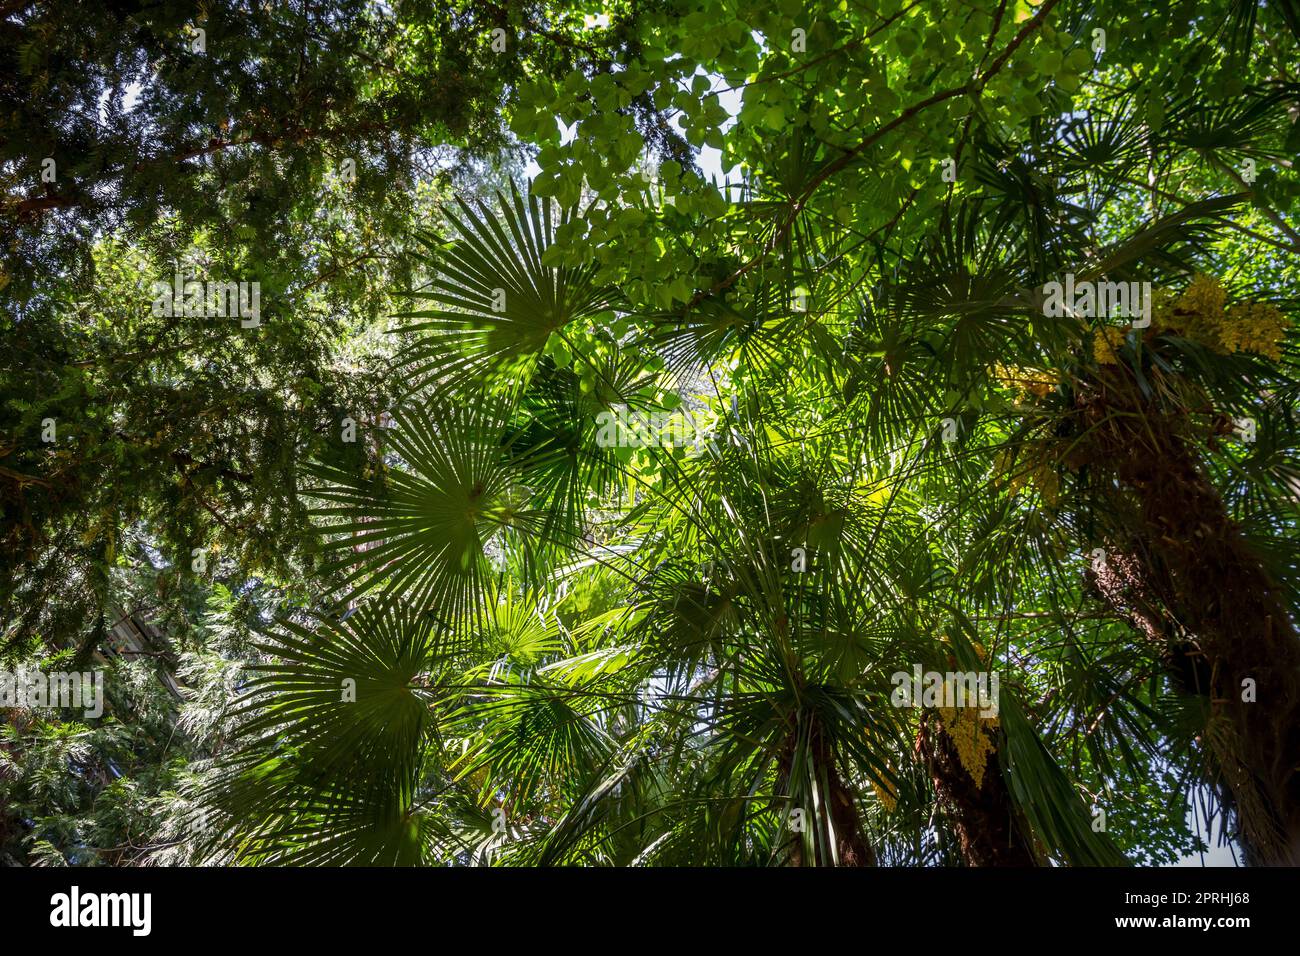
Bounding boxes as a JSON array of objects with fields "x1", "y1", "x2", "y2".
[
  {"x1": 917, "y1": 713, "x2": 1038, "y2": 866},
  {"x1": 1078, "y1": 379, "x2": 1300, "y2": 865},
  {"x1": 779, "y1": 719, "x2": 876, "y2": 866}
]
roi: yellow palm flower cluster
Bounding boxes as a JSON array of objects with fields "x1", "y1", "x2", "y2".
[
  {"x1": 1177, "y1": 272, "x2": 1226, "y2": 316},
  {"x1": 871, "y1": 777, "x2": 898, "y2": 812},
  {"x1": 936, "y1": 705, "x2": 998, "y2": 789},
  {"x1": 1218, "y1": 302, "x2": 1290, "y2": 361},
  {"x1": 1093, "y1": 277, "x2": 1289, "y2": 363},
  {"x1": 1169, "y1": 274, "x2": 1289, "y2": 360},
  {"x1": 990, "y1": 363, "x2": 1060, "y2": 400},
  {"x1": 929, "y1": 637, "x2": 999, "y2": 787},
  {"x1": 1092, "y1": 326, "x2": 1127, "y2": 365},
  {"x1": 993, "y1": 444, "x2": 1060, "y2": 505},
  {"x1": 863, "y1": 726, "x2": 899, "y2": 811}
]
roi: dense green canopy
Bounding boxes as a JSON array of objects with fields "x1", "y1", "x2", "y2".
[{"x1": 3, "y1": 0, "x2": 1300, "y2": 868}]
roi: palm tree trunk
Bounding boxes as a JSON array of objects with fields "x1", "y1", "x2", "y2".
[
  {"x1": 917, "y1": 712, "x2": 1038, "y2": 866},
  {"x1": 1080, "y1": 384, "x2": 1300, "y2": 865},
  {"x1": 778, "y1": 720, "x2": 876, "y2": 866}
]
